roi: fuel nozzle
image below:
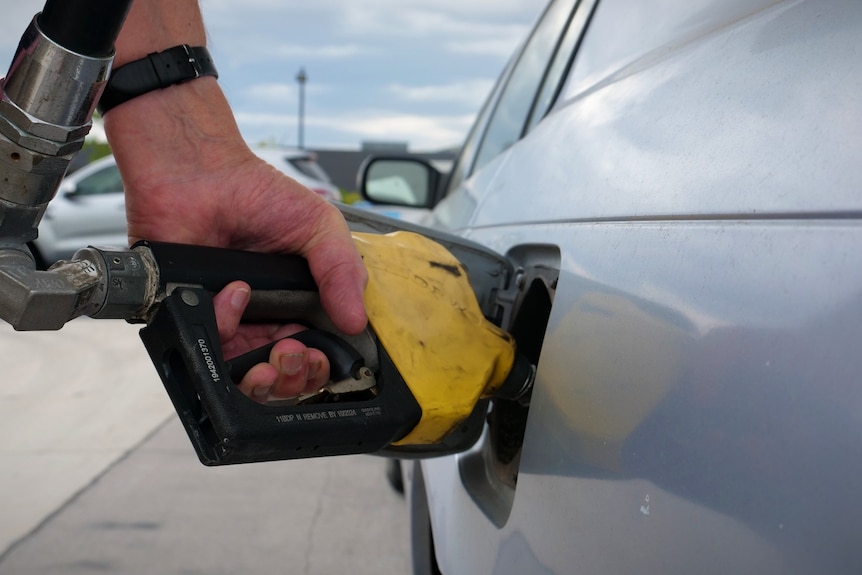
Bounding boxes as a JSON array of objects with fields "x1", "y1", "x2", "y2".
[
  {"x1": 353, "y1": 231, "x2": 535, "y2": 451},
  {"x1": 125, "y1": 233, "x2": 535, "y2": 465},
  {"x1": 489, "y1": 353, "x2": 535, "y2": 404}
]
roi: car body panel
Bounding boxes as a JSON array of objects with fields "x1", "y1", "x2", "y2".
[
  {"x1": 351, "y1": 201, "x2": 434, "y2": 225},
  {"x1": 405, "y1": 0, "x2": 862, "y2": 573},
  {"x1": 436, "y1": 0, "x2": 861, "y2": 233},
  {"x1": 428, "y1": 220, "x2": 862, "y2": 575}
]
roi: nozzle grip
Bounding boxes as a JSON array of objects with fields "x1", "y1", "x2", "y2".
[
  {"x1": 137, "y1": 240, "x2": 318, "y2": 293},
  {"x1": 140, "y1": 287, "x2": 421, "y2": 465}
]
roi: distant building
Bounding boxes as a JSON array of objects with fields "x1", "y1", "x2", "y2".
[{"x1": 360, "y1": 141, "x2": 410, "y2": 154}]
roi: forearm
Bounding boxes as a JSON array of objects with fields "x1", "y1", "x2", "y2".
[
  {"x1": 113, "y1": 0, "x2": 207, "y2": 66},
  {"x1": 104, "y1": 0, "x2": 250, "y2": 189}
]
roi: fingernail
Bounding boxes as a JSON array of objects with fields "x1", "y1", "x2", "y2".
[
  {"x1": 280, "y1": 353, "x2": 304, "y2": 376},
  {"x1": 230, "y1": 288, "x2": 250, "y2": 311},
  {"x1": 252, "y1": 385, "x2": 272, "y2": 399},
  {"x1": 307, "y1": 359, "x2": 322, "y2": 381}
]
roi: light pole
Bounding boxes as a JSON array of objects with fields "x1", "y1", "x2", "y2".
[{"x1": 296, "y1": 67, "x2": 307, "y2": 149}]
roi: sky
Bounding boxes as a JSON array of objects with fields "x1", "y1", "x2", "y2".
[{"x1": 1, "y1": 1, "x2": 545, "y2": 151}]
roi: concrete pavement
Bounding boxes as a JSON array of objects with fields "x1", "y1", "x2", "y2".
[
  {"x1": 0, "y1": 319, "x2": 173, "y2": 555},
  {"x1": 0, "y1": 319, "x2": 410, "y2": 574}
]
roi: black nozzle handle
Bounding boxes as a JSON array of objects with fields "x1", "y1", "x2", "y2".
[
  {"x1": 139, "y1": 286, "x2": 422, "y2": 465},
  {"x1": 136, "y1": 241, "x2": 318, "y2": 294}
]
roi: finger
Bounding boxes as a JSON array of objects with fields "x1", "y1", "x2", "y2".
[
  {"x1": 302, "y1": 208, "x2": 369, "y2": 335},
  {"x1": 232, "y1": 332, "x2": 329, "y2": 402},
  {"x1": 216, "y1": 164, "x2": 368, "y2": 335},
  {"x1": 315, "y1": 254, "x2": 368, "y2": 336},
  {"x1": 305, "y1": 348, "x2": 330, "y2": 391},
  {"x1": 212, "y1": 280, "x2": 251, "y2": 342},
  {"x1": 236, "y1": 362, "x2": 278, "y2": 404},
  {"x1": 268, "y1": 338, "x2": 331, "y2": 398}
]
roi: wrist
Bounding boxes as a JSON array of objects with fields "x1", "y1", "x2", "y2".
[
  {"x1": 99, "y1": 45, "x2": 217, "y2": 115},
  {"x1": 105, "y1": 0, "x2": 244, "y2": 183},
  {"x1": 104, "y1": 76, "x2": 252, "y2": 187}
]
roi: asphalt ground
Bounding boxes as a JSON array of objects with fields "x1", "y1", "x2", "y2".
[{"x1": 0, "y1": 320, "x2": 410, "y2": 575}]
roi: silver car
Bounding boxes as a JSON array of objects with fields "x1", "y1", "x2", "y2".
[
  {"x1": 359, "y1": 0, "x2": 862, "y2": 573},
  {"x1": 29, "y1": 147, "x2": 341, "y2": 268}
]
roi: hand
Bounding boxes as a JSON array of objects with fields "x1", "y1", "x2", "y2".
[
  {"x1": 104, "y1": 82, "x2": 367, "y2": 403},
  {"x1": 103, "y1": 0, "x2": 366, "y2": 402},
  {"x1": 121, "y1": 140, "x2": 368, "y2": 332},
  {"x1": 214, "y1": 281, "x2": 330, "y2": 401},
  {"x1": 119, "y1": 144, "x2": 366, "y2": 401}
]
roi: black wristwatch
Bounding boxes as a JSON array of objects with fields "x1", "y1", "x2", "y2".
[{"x1": 98, "y1": 44, "x2": 218, "y2": 115}]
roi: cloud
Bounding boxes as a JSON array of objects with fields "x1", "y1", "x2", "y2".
[
  {"x1": 243, "y1": 83, "x2": 296, "y2": 103},
  {"x1": 387, "y1": 79, "x2": 495, "y2": 108},
  {"x1": 444, "y1": 38, "x2": 526, "y2": 57},
  {"x1": 0, "y1": 0, "x2": 541, "y2": 152},
  {"x1": 0, "y1": 1, "x2": 43, "y2": 62},
  {"x1": 326, "y1": 111, "x2": 473, "y2": 147},
  {"x1": 241, "y1": 82, "x2": 330, "y2": 104},
  {"x1": 220, "y1": 41, "x2": 365, "y2": 66},
  {"x1": 338, "y1": 5, "x2": 532, "y2": 46},
  {"x1": 235, "y1": 109, "x2": 474, "y2": 150},
  {"x1": 273, "y1": 44, "x2": 364, "y2": 60},
  {"x1": 336, "y1": 0, "x2": 538, "y2": 26},
  {"x1": 203, "y1": 1, "x2": 537, "y2": 59},
  {"x1": 199, "y1": 1, "x2": 539, "y2": 150}
]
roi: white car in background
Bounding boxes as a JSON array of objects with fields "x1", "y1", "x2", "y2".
[
  {"x1": 28, "y1": 147, "x2": 340, "y2": 268},
  {"x1": 249, "y1": 146, "x2": 341, "y2": 203}
]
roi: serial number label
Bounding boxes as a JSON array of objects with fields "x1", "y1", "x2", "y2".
[
  {"x1": 275, "y1": 407, "x2": 381, "y2": 424},
  {"x1": 197, "y1": 338, "x2": 221, "y2": 383}
]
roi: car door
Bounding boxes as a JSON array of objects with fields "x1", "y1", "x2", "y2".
[
  {"x1": 415, "y1": 0, "x2": 862, "y2": 574},
  {"x1": 406, "y1": 0, "x2": 595, "y2": 572}
]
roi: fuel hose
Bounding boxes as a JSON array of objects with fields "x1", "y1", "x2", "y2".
[{"x1": 38, "y1": 0, "x2": 133, "y2": 57}]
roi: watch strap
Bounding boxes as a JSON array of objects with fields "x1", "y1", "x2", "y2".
[{"x1": 98, "y1": 45, "x2": 218, "y2": 115}]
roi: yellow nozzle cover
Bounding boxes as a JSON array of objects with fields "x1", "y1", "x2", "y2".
[{"x1": 352, "y1": 231, "x2": 516, "y2": 445}]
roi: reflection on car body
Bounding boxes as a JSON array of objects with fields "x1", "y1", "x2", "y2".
[{"x1": 359, "y1": 0, "x2": 862, "y2": 573}]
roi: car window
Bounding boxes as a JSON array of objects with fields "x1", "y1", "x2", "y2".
[
  {"x1": 524, "y1": 0, "x2": 597, "y2": 133},
  {"x1": 74, "y1": 163, "x2": 124, "y2": 196},
  {"x1": 471, "y1": 0, "x2": 580, "y2": 174},
  {"x1": 287, "y1": 157, "x2": 332, "y2": 183},
  {"x1": 443, "y1": 61, "x2": 511, "y2": 198}
]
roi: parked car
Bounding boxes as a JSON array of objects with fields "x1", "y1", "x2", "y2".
[
  {"x1": 28, "y1": 147, "x2": 341, "y2": 268},
  {"x1": 357, "y1": 0, "x2": 862, "y2": 573},
  {"x1": 249, "y1": 146, "x2": 342, "y2": 203}
]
